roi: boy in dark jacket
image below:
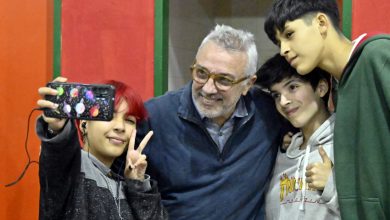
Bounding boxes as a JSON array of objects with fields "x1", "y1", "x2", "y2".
[{"x1": 36, "y1": 78, "x2": 168, "y2": 220}]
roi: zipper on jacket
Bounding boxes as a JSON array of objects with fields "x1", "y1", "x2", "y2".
[
  {"x1": 181, "y1": 114, "x2": 253, "y2": 161},
  {"x1": 180, "y1": 115, "x2": 224, "y2": 160},
  {"x1": 220, "y1": 115, "x2": 252, "y2": 159}
]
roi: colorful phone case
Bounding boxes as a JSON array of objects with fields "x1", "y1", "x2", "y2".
[{"x1": 44, "y1": 82, "x2": 115, "y2": 121}]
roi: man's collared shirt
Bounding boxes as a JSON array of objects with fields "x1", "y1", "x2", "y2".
[{"x1": 193, "y1": 97, "x2": 248, "y2": 152}]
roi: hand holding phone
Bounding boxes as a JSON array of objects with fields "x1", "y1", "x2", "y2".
[
  {"x1": 38, "y1": 77, "x2": 68, "y2": 132},
  {"x1": 43, "y1": 81, "x2": 115, "y2": 121}
]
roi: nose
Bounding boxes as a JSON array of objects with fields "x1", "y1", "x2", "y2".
[
  {"x1": 201, "y1": 77, "x2": 218, "y2": 94},
  {"x1": 112, "y1": 117, "x2": 126, "y2": 133},
  {"x1": 279, "y1": 94, "x2": 291, "y2": 106},
  {"x1": 279, "y1": 41, "x2": 290, "y2": 57}
]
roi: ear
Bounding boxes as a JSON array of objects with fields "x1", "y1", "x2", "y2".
[
  {"x1": 315, "y1": 79, "x2": 329, "y2": 98},
  {"x1": 242, "y1": 74, "x2": 257, "y2": 96},
  {"x1": 79, "y1": 120, "x2": 87, "y2": 134},
  {"x1": 315, "y1": 13, "x2": 330, "y2": 36}
]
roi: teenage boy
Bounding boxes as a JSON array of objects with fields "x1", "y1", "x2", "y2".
[
  {"x1": 36, "y1": 78, "x2": 167, "y2": 220},
  {"x1": 264, "y1": 0, "x2": 390, "y2": 219},
  {"x1": 257, "y1": 54, "x2": 339, "y2": 220}
]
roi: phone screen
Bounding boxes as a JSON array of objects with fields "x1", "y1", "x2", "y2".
[{"x1": 44, "y1": 82, "x2": 115, "y2": 121}]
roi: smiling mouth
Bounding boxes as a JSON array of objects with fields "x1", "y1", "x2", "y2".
[
  {"x1": 202, "y1": 97, "x2": 217, "y2": 104},
  {"x1": 286, "y1": 55, "x2": 297, "y2": 65},
  {"x1": 108, "y1": 137, "x2": 126, "y2": 145},
  {"x1": 200, "y1": 93, "x2": 221, "y2": 105},
  {"x1": 285, "y1": 107, "x2": 299, "y2": 117}
]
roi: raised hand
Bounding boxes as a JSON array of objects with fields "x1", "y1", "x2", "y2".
[
  {"x1": 305, "y1": 146, "x2": 333, "y2": 190},
  {"x1": 37, "y1": 76, "x2": 68, "y2": 132},
  {"x1": 124, "y1": 129, "x2": 153, "y2": 180}
]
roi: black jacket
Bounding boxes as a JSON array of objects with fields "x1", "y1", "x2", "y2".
[{"x1": 36, "y1": 118, "x2": 168, "y2": 220}]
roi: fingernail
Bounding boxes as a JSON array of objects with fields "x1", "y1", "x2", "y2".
[{"x1": 53, "y1": 103, "x2": 59, "y2": 108}]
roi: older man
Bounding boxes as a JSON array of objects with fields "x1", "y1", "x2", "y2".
[{"x1": 138, "y1": 25, "x2": 286, "y2": 219}]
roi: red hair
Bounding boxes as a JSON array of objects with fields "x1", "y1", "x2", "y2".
[
  {"x1": 75, "y1": 80, "x2": 147, "y2": 146},
  {"x1": 105, "y1": 80, "x2": 148, "y2": 121}
]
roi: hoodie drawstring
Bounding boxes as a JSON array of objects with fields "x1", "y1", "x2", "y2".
[
  {"x1": 293, "y1": 144, "x2": 312, "y2": 211},
  {"x1": 299, "y1": 144, "x2": 312, "y2": 211},
  {"x1": 294, "y1": 156, "x2": 303, "y2": 190}
]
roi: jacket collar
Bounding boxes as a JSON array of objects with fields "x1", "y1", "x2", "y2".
[
  {"x1": 83, "y1": 150, "x2": 124, "y2": 180},
  {"x1": 341, "y1": 34, "x2": 390, "y2": 85}
]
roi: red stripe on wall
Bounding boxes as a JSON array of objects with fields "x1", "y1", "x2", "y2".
[
  {"x1": 61, "y1": 0, "x2": 155, "y2": 101},
  {"x1": 352, "y1": 0, "x2": 390, "y2": 38}
]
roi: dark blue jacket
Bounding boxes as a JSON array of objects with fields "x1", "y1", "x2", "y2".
[{"x1": 139, "y1": 82, "x2": 285, "y2": 220}]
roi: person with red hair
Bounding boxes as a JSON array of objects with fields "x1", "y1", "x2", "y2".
[{"x1": 36, "y1": 77, "x2": 167, "y2": 220}]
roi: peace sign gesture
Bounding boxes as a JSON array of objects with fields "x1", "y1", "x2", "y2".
[{"x1": 124, "y1": 130, "x2": 154, "y2": 180}]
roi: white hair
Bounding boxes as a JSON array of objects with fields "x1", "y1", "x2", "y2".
[{"x1": 197, "y1": 24, "x2": 258, "y2": 76}]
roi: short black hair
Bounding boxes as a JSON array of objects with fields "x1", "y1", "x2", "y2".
[
  {"x1": 256, "y1": 53, "x2": 331, "y2": 104},
  {"x1": 264, "y1": 0, "x2": 340, "y2": 44}
]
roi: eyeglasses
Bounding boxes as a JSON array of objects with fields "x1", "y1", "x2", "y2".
[{"x1": 190, "y1": 64, "x2": 249, "y2": 91}]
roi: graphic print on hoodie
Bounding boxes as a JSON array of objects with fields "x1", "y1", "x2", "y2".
[{"x1": 265, "y1": 114, "x2": 340, "y2": 220}]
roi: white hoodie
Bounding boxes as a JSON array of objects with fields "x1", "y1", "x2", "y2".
[{"x1": 265, "y1": 114, "x2": 340, "y2": 220}]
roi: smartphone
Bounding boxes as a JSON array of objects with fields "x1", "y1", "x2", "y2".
[{"x1": 44, "y1": 82, "x2": 115, "y2": 121}]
